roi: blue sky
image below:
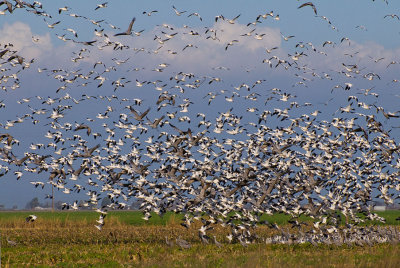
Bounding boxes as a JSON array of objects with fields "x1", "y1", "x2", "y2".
[
  {"x1": 0, "y1": 0, "x2": 400, "y2": 209},
  {"x1": 2, "y1": 0, "x2": 399, "y2": 47}
]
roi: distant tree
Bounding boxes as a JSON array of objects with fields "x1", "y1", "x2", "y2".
[
  {"x1": 0, "y1": 204, "x2": 4, "y2": 210},
  {"x1": 12, "y1": 205, "x2": 18, "y2": 210},
  {"x1": 131, "y1": 199, "x2": 142, "y2": 210},
  {"x1": 101, "y1": 196, "x2": 112, "y2": 208},
  {"x1": 26, "y1": 197, "x2": 40, "y2": 209},
  {"x1": 42, "y1": 201, "x2": 51, "y2": 208},
  {"x1": 78, "y1": 200, "x2": 91, "y2": 210},
  {"x1": 55, "y1": 201, "x2": 64, "y2": 210}
]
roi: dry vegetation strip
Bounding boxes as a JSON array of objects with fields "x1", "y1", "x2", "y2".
[{"x1": 0, "y1": 212, "x2": 400, "y2": 267}]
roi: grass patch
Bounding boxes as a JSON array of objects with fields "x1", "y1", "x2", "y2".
[
  {"x1": 1, "y1": 210, "x2": 399, "y2": 227},
  {"x1": 1, "y1": 231, "x2": 400, "y2": 267},
  {"x1": 0, "y1": 210, "x2": 399, "y2": 266},
  {"x1": 0, "y1": 210, "x2": 185, "y2": 229}
]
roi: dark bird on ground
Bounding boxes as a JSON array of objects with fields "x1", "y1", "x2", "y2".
[
  {"x1": 7, "y1": 237, "x2": 17, "y2": 246},
  {"x1": 165, "y1": 236, "x2": 174, "y2": 246},
  {"x1": 176, "y1": 236, "x2": 191, "y2": 249}
]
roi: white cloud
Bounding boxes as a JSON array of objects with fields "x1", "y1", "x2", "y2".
[
  {"x1": 296, "y1": 39, "x2": 400, "y2": 75},
  {"x1": 2, "y1": 19, "x2": 400, "y2": 98},
  {"x1": 0, "y1": 22, "x2": 53, "y2": 60},
  {"x1": 80, "y1": 22, "x2": 282, "y2": 76}
]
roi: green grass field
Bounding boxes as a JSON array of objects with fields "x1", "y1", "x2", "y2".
[
  {"x1": 1, "y1": 210, "x2": 400, "y2": 267},
  {"x1": 2, "y1": 209, "x2": 398, "y2": 226}
]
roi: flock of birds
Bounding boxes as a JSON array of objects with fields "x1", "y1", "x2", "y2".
[{"x1": 0, "y1": 0, "x2": 400, "y2": 247}]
